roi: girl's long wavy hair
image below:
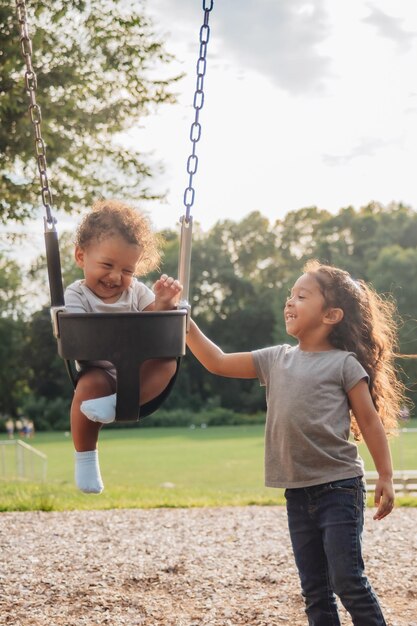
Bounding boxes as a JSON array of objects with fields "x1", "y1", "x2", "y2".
[{"x1": 304, "y1": 260, "x2": 406, "y2": 439}]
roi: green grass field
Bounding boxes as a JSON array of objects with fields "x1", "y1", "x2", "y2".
[{"x1": 1, "y1": 423, "x2": 416, "y2": 512}]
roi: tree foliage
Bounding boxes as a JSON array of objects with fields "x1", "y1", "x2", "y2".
[
  {"x1": 1, "y1": 201, "x2": 416, "y2": 427},
  {"x1": 153, "y1": 202, "x2": 417, "y2": 416},
  {"x1": 0, "y1": 0, "x2": 180, "y2": 223},
  {"x1": 0, "y1": 251, "x2": 25, "y2": 317},
  {"x1": 0, "y1": 253, "x2": 29, "y2": 416}
]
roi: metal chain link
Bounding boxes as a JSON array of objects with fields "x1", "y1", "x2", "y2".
[
  {"x1": 183, "y1": 0, "x2": 214, "y2": 223},
  {"x1": 15, "y1": 0, "x2": 55, "y2": 226}
]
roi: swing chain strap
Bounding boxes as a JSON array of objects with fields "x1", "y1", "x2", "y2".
[
  {"x1": 182, "y1": 0, "x2": 214, "y2": 223},
  {"x1": 15, "y1": 0, "x2": 55, "y2": 226}
]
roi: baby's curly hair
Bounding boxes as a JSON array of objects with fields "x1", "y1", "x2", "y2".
[
  {"x1": 75, "y1": 199, "x2": 162, "y2": 275},
  {"x1": 304, "y1": 260, "x2": 406, "y2": 439}
]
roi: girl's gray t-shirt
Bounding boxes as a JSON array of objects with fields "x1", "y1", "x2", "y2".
[{"x1": 252, "y1": 344, "x2": 368, "y2": 489}]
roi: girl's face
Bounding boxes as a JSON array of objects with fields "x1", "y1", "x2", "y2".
[
  {"x1": 75, "y1": 235, "x2": 141, "y2": 303},
  {"x1": 284, "y1": 273, "x2": 329, "y2": 342}
]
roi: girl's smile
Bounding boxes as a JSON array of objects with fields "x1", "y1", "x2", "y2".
[{"x1": 284, "y1": 273, "x2": 337, "y2": 350}]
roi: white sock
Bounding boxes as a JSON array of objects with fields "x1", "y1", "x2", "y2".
[
  {"x1": 75, "y1": 450, "x2": 104, "y2": 494},
  {"x1": 81, "y1": 393, "x2": 117, "y2": 424}
]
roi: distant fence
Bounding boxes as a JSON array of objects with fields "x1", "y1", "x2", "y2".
[
  {"x1": 365, "y1": 470, "x2": 417, "y2": 494},
  {"x1": 366, "y1": 427, "x2": 417, "y2": 495},
  {"x1": 0, "y1": 440, "x2": 47, "y2": 482}
]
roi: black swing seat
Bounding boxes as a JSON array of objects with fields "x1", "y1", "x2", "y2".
[{"x1": 54, "y1": 308, "x2": 187, "y2": 422}]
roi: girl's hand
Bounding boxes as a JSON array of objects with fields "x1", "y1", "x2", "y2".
[
  {"x1": 153, "y1": 274, "x2": 182, "y2": 310},
  {"x1": 373, "y1": 477, "x2": 395, "y2": 520}
]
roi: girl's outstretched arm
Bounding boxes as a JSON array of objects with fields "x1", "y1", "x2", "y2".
[
  {"x1": 348, "y1": 379, "x2": 395, "y2": 521},
  {"x1": 187, "y1": 320, "x2": 257, "y2": 379}
]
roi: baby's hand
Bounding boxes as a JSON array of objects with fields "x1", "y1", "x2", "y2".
[{"x1": 153, "y1": 274, "x2": 182, "y2": 310}]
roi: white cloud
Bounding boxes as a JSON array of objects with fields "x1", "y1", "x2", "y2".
[
  {"x1": 151, "y1": 0, "x2": 332, "y2": 95},
  {"x1": 322, "y1": 136, "x2": 400, "y2": 167},
  {"x1": 214, "y1": 0, "x2": 332, "y2": 94},
  {"x1": 363, "y1": 5, "x2": 417, "y2": 51}
]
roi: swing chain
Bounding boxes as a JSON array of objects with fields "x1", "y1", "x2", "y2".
[
  {"x1": 15, "y1": 0, "x2": 55, "y2": 226},
  {"x1": 183, "y1": 0, "x2": 214, "y2": 223}
]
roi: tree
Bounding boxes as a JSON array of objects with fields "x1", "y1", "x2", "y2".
[
  {"x1": 0, "y1": 252, "x2": 26, "y2": 317},
  {"x1": 6, "y1": 202, "x2": 417, "y2": 423},
  {"x1": 368, "y1": 245, "x2": 417, "y2": 409},
  {"x1": 272, "y1": 202, "x2": 417, "y2": 281},
  {"x1": 0, "y1": 253, "x2": 29, "y2": 415},
  {"x1": 23, "y1": 306, "x2": 73, "y2": 398},
  {"x1": 369, "y1": 245, "x2": 417, "y2": 317},
  {"x1": 0, "y1": 316, "x2": 29, "y2": 416},
  {"x1": 1, "y1": 0, "x2": 180, "y2": 223},
  {"x1": 165, "y1": 213, "x2": 281, "y2": 413},
  {"x1": 28, "y1": 230, "x2": 83, "y2": 308}
]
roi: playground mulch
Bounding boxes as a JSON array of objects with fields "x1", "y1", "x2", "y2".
[{"x1": 1, "y1": 506, "x2": 416, "y2": 626}]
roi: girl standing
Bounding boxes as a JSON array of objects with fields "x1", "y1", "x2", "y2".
[{"x1": 187, "y1": 260, "x2": 405, "y2": 625}]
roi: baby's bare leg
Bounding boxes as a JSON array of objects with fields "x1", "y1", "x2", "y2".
[
  {"x1": 71, "y1": 369, "x2": 115, "y2": 494},
  {"x1": 140, "y1": 358, "x2": 177, "y2": 404},
  {"x1": 71, "y1": 369, "x2": 115, "y2": 451}
]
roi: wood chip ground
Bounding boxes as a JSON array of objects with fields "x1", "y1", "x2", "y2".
[{"x1": 0, "y1": 507, "x2": 416, "y2": 625}]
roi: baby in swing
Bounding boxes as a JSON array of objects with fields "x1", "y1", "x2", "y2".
[{"x1": 64, "y1": 199, "x2": 182, "y2": 494}]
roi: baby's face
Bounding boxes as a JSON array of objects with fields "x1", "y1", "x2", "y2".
[{"x1": 74, "y1": 235, "x2": 141, "y2": 303}]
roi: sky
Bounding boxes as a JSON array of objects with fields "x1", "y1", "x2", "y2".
[
  {"x1": 4, "y1": 0, "x2": 417, "y2": 261},
  {"x1": 134, "y1": 0, "x2": 417, "y2": 232}
]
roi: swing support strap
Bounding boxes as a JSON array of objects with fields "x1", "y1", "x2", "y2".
[
  {"x1": 44, "y1": 222, "x2": 65, "y2": 308},
  {"x1": 178, "y1": 215, "x2": 193, "y2": 323}
]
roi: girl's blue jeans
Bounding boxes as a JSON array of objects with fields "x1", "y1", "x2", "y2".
[{"x1": 285, "y1": 476, "x2": 386, "y2": 625}]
